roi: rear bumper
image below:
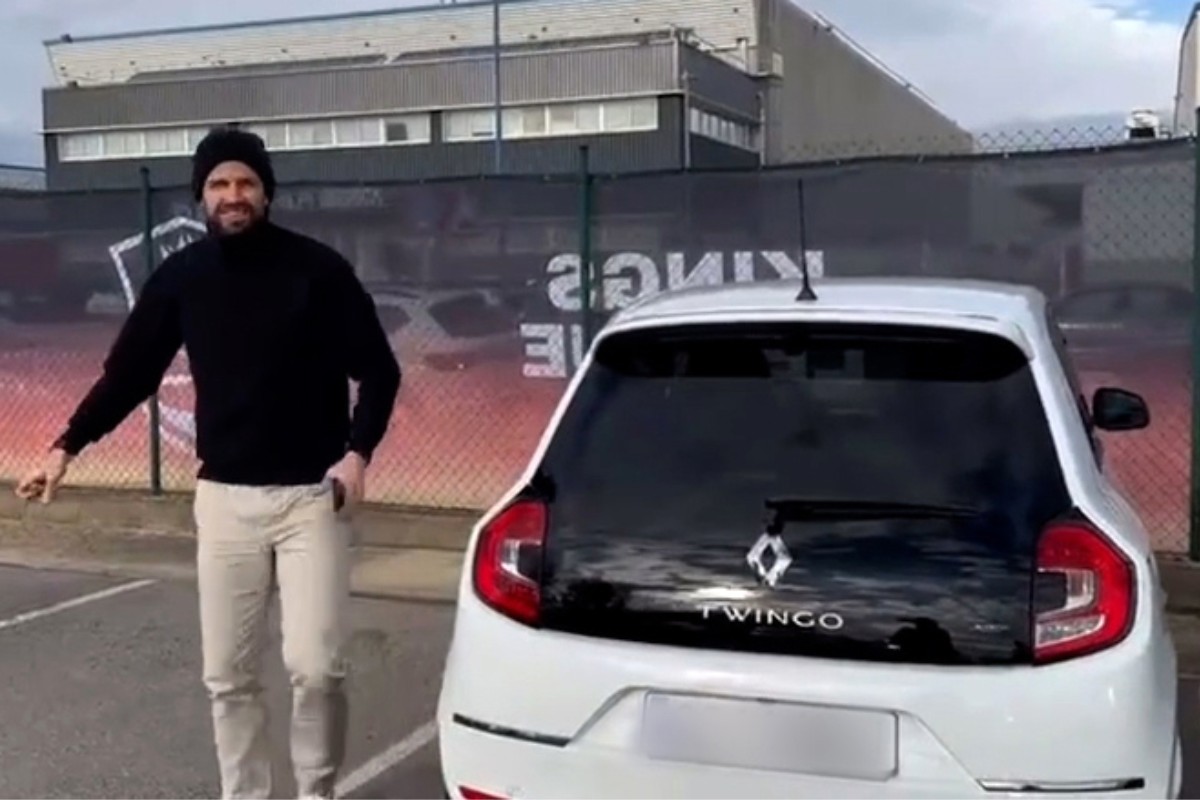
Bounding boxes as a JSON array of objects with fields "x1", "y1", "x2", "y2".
[
  {"x1": 438, "y1": 718, "x2": 1180, "y2": 800},
  {"x1": 437, "y1": 587, "x2": 1180, "y2": 800}
]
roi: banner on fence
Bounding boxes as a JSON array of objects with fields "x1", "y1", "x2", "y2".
[{"x1": 0, "y1": 139, "x2": 1193, "y2": 552}]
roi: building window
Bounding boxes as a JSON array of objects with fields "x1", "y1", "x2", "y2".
[
  {"x1": 548, "y1": 103, "x2": 601, "y2": 135},
  {"x1": 384, "y1": 114, "x2": 431, "y2": 144},
  {"x1": 502, "y1": 106, "x2": 548, "y2": 138},
  {"x1": 689, "y1": 106, "x2": 757, "y2": 152},
  {"x1": 55, "y1": 114, "x2": 436, "y2": 162},
  {"x1": 445, "y1": 110, "x2": 496, "y2": 141},
  {"x1": 628, "y1": 98, "x2": 657, "y2": 129},
  {"x1": 103, "y1": 131, "x2": 143, "y2": 157},
  {"x1": 333, "y1": 117, "x2": 382, "y2": 147},
  {"x1": 384, "y1": 119, "x2": 410, "y2": 142},
  {"x1": 604, "y1": 101, "x2": 635, "y2": 131},
  {"x1": 58, "y1": 133, "x2": 103, "y2": 160},
  {"x1": 288, "y1": 120, "x2": 334, "y2": 148},
  {"x1": 52, "y1": 98, "x2": 656, "y2": 163},
  {"x1": 145, "y1": 128, "x2": 188, "y2": 155},
  {"x1": 454, "y1": 97, "x2": 659, "y2": 142},
  {"x1": 603, "y1": 98, "x2": 657, "y2": 131},
  {"x1": 187, "y1": 128, "x2": 210, "y2": 151},
  {"x1": 247, "y1": 123, "x2": 287, "y2": 149}
]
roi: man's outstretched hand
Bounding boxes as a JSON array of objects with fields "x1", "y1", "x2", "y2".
[{"x1": 15, "y1": 448, "x2": 72, "y2": 504}]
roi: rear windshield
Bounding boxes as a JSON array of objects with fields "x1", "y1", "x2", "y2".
[
  {"x1": 531, "y1": 321, "x2": 1071, "y2": 664},
  {"x1": 537, "y1": 321, "x2": 1067, "y2": 544}
]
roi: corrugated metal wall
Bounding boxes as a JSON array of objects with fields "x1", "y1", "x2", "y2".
[
  {"x1": 44, "y1": 42, "x2": 683, "y2": 130},
  {"x1": 756, "y1": 0, "x2": 972, "y2": 162},
  {"x1": 46, "y1": 0, "x2": 756, "y2": 86},
  {"x1": 688, "y1": 137, "x2": 759, "y2": 170},
  {"x1": 681, "y1": 47, "x2": 761, "y2": 121}
]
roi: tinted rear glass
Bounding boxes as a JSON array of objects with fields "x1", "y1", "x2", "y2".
[
  {"x1": 539, "y1": 321, "x2": 1066, "y2": 532},
  {"x1": 531, "y1": 322, "x2": 1072, "y2": 663}
]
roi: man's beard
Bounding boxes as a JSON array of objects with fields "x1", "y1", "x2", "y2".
[{"x1": 205, "y1": 202, "x2": 266, "y2": 237}]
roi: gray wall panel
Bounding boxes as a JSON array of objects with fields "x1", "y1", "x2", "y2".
[
  {"x1": 688, "y1": 136, "x2": 759, "y2": 170},
  {"x1": 681, "y1": 47, "x2": 761, "y2": 120},
  {"x1": 758, "y1": 0, "x2": 973, "y2": 162},
  {"x1": 44, "y1": 42, "x2": 686, "y2": 130}
]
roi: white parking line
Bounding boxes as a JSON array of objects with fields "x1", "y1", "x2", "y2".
[
  {"x1": 335, "y1": 718, "x2": 438, "y2": 798},
  {"x1": 0, "y1": 579, "x2": 157, "y2": 632}
]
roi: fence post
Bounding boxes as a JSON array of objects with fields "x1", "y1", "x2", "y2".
[
  {"x1": 578, "y1": 145, "x2": 594, "y2": 356},
  {"x1": 139, "y1": 166, "x2": 163, "y2": 496},
  {"x1": 1190, "y1": 110, "x2": 1200, "y2": 560}
]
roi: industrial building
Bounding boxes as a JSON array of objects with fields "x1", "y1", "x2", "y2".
[{"x1": 40, "y1": 0, "x2": 972, "y2": 192}]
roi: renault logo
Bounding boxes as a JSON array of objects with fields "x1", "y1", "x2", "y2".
[{"x1": 746, "y1": 532, "x2": 792, "y2": 587}]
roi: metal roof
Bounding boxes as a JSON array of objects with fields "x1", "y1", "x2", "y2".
[
  {"x1": 0, "y1": 165, "x2": 46, "y2": 192},
  {"x1": 45, "y1": 0, "x2": 758, "y2": 86}
]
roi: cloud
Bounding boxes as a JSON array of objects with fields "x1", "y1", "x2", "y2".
[
  {"x1": 799, "y1": 0, "x2": 1185, "y2": 128},
  {"x1": 0, "y1": 0, "x2": 1188, "y2": 163}
]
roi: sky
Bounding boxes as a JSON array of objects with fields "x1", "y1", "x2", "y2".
[{"x1": 0, "y1": 0, "x2": 1193, "y2": 166}]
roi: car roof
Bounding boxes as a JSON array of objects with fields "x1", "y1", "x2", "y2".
[{"x1": 609, "y1": 277, "x2": 1049, "y2": 331}]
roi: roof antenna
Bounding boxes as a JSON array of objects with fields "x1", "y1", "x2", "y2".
[{"x1": 795, "y1": 178, "x2": 817, "y2": 302}]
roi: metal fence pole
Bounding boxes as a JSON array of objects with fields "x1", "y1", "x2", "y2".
[
  {"x1": 139, "y1": 166, "x2": 163, "y2": 495},
  {"x1": 578, "y1": 145, "x2": 594, "y2": 357},
  {"x1": 492, "y1": 0, "x2": 503, "y2": 174},
  {"x1": 1190, "y1": 110, "x2": 1200, "y2": 560}
]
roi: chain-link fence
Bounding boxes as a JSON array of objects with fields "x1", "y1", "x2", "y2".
[{"x1": 0, "y1": 126, "x2": 1195, "y2": 555}]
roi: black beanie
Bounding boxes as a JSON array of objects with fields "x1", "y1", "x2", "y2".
[{"x1": 191, "y1": 126, "x2": 276, "y2": 202}]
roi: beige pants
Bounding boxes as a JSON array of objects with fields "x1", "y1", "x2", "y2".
[{"x1": 194, "y1": 478, "x2": 354, "y2": 800}]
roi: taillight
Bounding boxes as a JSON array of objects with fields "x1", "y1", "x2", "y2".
[
  {"x1": 1033, "y1": 519, "x2": 1135, "y2": 664},
  {"x1": 459, "y1": 788, "x2": 507, "y2": 800},
  {"x1": 472, "y1": 498, "x2": 547, "y2": 626}
]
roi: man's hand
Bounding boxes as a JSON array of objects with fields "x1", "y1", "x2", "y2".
[
  {"x1": 15, "y1": 448, "x2": 73, "y2": 504},
  {"x1": 325, "y1": 451, "x2": 367, "y2": 512}
]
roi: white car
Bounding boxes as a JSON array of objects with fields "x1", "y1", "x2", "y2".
[{"x1": 435, "y1": 277, "x2": 1181, "y2": 799}]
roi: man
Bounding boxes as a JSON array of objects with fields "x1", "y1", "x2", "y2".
[{"x1": 14, "y1": 126, "x2": 402, "y2": 800}]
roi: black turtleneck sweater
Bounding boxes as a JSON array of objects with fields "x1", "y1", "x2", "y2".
[{"x1": 55, "y1": 221, "x2": 402, "y2": 486}]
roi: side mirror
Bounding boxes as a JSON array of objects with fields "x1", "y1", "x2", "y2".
[{"x1": 1092, "y1": 387, "x2": 1149, "y2": 432}]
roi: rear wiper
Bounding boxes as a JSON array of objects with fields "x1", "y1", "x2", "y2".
[{"x1": 763, "y1": 497, "x2": 979, "y2": 532}]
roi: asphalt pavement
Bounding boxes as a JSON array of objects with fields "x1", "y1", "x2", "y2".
[
  {"x1": 0, "y1": 564, "x2": 449, "y2": 799},
  {"x1": 0, "y1": 561, "x2": 1199, "y2": 799}
]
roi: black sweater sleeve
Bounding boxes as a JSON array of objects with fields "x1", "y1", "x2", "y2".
[
  {"x1": 329, "y1": 256, "x2": 401, "y2": 463},
  {"x1": 54, "y1": 262, "x2": 184, "y2": 456}
]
